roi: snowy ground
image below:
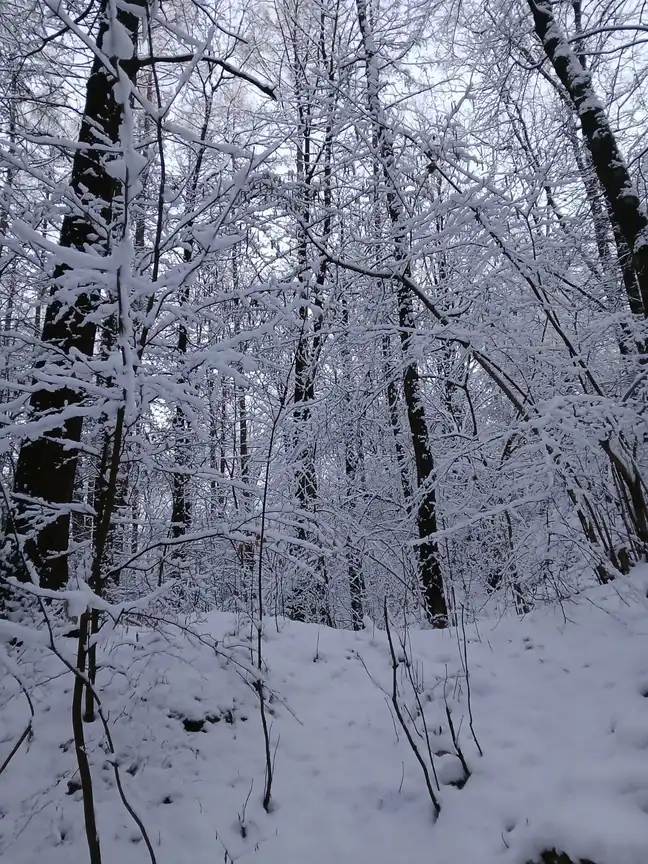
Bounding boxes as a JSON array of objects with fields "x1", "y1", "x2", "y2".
[{"x1": 1, "y1": 571, "x2": 648, "y2": 864}]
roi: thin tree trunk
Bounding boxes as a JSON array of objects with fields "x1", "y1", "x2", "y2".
[
  {"x1": 73, "y1": 611, "x2": 102, "y2": 863},
  {"x1": 356, "y1": 0, "x2": 447, "y2": 625},
  {"x1": 0, "y1": 69, "x2": 17, "y2": 350},
  {"x1": 341, "y1": 296, "x2": 365, "y2": 629},
  {"x1": 232, "y1": 241, "x2": 255, "y2": 599},
  {"x1": 85, "y1": 406, "x2": 125, "y2": 721},
  {"x1": 170, "y1": 91, "x2": 212, "y2": 543},
  {"x1": 287, "y1": 17, "x2": 333, "y2": 625},
  {"x1": 382, "y1": 334, "x2": 414, "y2": 504}
]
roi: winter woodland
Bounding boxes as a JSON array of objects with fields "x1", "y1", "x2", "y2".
[{"x1": 1, "y1": 0, "x2": 648, "y2": 862}]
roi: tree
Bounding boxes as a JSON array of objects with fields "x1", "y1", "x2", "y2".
[
  {"x1": 10, "y1": 0, "x2": 147, "y2": 590},
  {"x1": 526, "y1": 0, "x2": 648, "y2": 318},
  {"x1": 354, "y1": 0, "x2": 447, "y2": 625}
]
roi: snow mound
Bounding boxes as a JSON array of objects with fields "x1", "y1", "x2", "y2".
[{"x1": 1, "y1": 572, "x2": 648, "y2": 864}]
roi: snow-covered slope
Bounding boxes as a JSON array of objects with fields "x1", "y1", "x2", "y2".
[{"x1": 2, "y1": 572, "x2": 648, "y2": 864}]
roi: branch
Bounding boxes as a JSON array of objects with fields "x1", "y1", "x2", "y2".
[
  {"x1": 133, "y1": 54, "x2": 276, "y2": 100},
  {"x1": 383, "y1": 599, "x2": 441, "y2": 818},
  {"x1": 24, "y1": 0, "x2": 97, "y2": 60},
  {"x1": 304, "y1": 226, "x2": 531, "y2": 418},
  {"x1": 567, "y1": 23, "x2": 648, "y2": 42},
  {"x1": 0, "y1": 646, "x2": 35, "y2": 777}
]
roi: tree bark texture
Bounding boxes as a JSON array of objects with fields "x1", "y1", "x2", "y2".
[{"x1": 12, "y1": 0, "x2": 146, "y2": 589}]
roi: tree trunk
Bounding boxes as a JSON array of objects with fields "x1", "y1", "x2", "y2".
[
  {"x1": 170, "y1": 92, "x2": 212, "y2": 544},
  {"x1": 287, "y1": 16, "x2": 333, "y2": 625},
  {"x1": 356, "y1": 0, "x2": 447, "y2": 625},
  {"x1": 397, "y1": 285, "x2": 447, "y2": 625},
  {"x1": 527, "y1": 0, "x2": 648, "y2": 316},
  {"x1": 382, "y1": 334, "x2": 414, "y2": 504},
  {"x1": 341, "y1": 296, "x2": 365, "y2": 629},
  {"x1": 11, "y1": 0, "x2": 146, "y2": 590}
]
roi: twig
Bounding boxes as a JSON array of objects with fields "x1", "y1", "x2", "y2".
[
  {"x1": 255, "y1": 334, "x2": 297, "y2": 669},
  {"x1": 99, "y1": 709, "x2": 158, "y2": 864},
  {"x1": 0, "y1": 722, "x2": 32, "y2": 776},
  {"x1": 1, "y1": 481, "x2": 156, "y2": 861},
  {"x1": 383, "y1": 599, "x2": 441, "y2": 817},
  {"x1": 132, "y1": 54, "x2": 276, "y2": 100},
  {"x1": 254, "y1": 679, "x2": 274, "y2": 812},
  {"x1": 0, "y1": 646, "x2": 35, "y2": 777},
  {"x1": 444, "y1": 703, "x2": 469, "y2": 780},
  {"x1": 399, "y1": 632, "x2": 441, "y2": 791},
  {"x1": 460, "y1": 605, "x2": 483, "y2": 757}
]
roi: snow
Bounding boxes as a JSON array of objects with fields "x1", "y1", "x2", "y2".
[
  {"x1": 1, "y1": 571, "x2": 648, "y2": 864},
  {"x1": 103, "y1": 19, "x2": 135, "y2": 61}
]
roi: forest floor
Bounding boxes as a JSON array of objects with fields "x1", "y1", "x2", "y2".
[{"x1": 1, "y1": 570, "x2": 648, "y2": 864}]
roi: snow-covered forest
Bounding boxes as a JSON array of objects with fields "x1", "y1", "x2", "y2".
[{"x1": 1, "y1": 0, "x2": 648, "y2": 862}]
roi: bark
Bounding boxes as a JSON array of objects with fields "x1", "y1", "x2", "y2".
[
  {"x1": 382, "y1": 334, "x2": 414, "y2": 504},
  {"x1": 397, "y1": 285, "x2": 447, "y2": 624},
  {"x1": 85, "y1": 405, "x2": 125, "y2": 721},
  {"x1": 0, "y1": 70, "x2": 17, "y2": 348},
  {"x1": 356, "y1": 0, "x2": 447, "y2": 625},
  {"x1": 170, "y1": 92, "x2": 212, "y2": 543},
  {"x1": 292, "y1": 88, "x2": 319, "y2": 521},
  {"x1": 527, "y1": 0, "x2": 648, "y2": 316},
  {"x1": 11, "y1": 0, "x2": 146, "y2": 590},
  {"x1": 341, "y1": 297, "x2": 365, "y2": 629},
  {"x1": 232, "y1": 243, "x2": 255, "y2": 595},
  {"x1": 170, "y1": 302, "x2": 191, "y2": 541},
  {"x1": 287, "y1": 13, "x2": 333, "y2": 625},
  {"x1": 73, "y1": 611, "x2": 102, "y2": 864}
]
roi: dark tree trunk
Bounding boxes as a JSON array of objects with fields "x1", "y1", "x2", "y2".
[
  {"x1": 357, "y1": 0, "x2": 447, "y2": 625},
  {"x1": 561, "y1": 25, "x2": 640, "y2": 351},
  {"x1": 341, "y1": 297, "x2": 365, "y2": 629},
  {"x1": 11, "y1": 0, "x2": 146, "y2": 590},
  {"x1": 382, "y1": 334, "x2": 414, "y2": 504},
  {"x1": 232, "y1": 242, "x2": 255, "y2": 595},
  {"x1": 527, "y1": 0, "x2": 648, "y2": 316},
  {"x1": 286, "y1": 19, "x2": 334, "y2": 626},
  {"x1": 169, "y1": 91, "x2": 212, "y2": 544},
  {"x1": 85, "y1": 405, "x2": 125, "y2": 721},
  {"x1": 170, "y1": 288, "x2": 191, "y2": 541},
  {"x1": 292, "y1": 100, "x2": 319, "y2": 524},
  {"x1": 397, "y1": 285, "x2": 447, "y2": 625},
  {"x1": 346, "y1": 474, "x2": 365, "y2": 631}
]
